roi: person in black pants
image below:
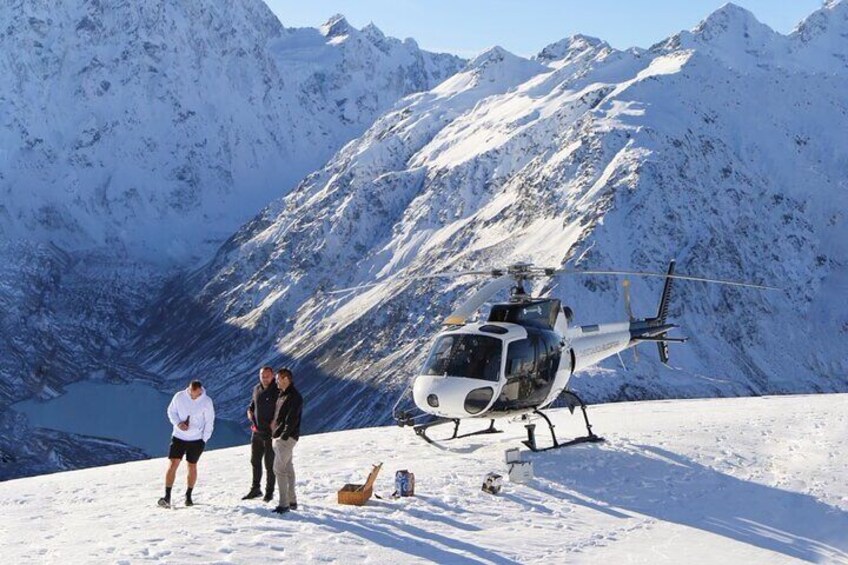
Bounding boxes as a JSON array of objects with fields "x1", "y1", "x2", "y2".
[{"x1": 242, "y1": 366, "x2": 279, "y2": 501}]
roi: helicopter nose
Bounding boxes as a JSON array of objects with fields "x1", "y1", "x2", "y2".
[{"x1": 413, "y1": 375, "x2": 496, "y2": 418}]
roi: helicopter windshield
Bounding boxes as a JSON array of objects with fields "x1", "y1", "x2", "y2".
[{"x1": 422, "y1": 334, "x2": 502, "y2": 381}]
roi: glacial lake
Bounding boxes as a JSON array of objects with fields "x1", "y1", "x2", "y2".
[{"x1": 13, "y1": 381, "x2": 249, "y2": 456}]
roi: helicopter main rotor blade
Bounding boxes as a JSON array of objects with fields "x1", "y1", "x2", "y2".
[
  {"x1": 443, "y1": 275, "x2": 514, "y2": 326},
  {"x1": 326, "y1": 281, "x2": 381, "y2": 295},
  {"x1": 325, "y1": 268, "x2": 497, "y2": 295},
  {"x1": 554, "y1": 268, "x2": 780, "y2": 291},
  {"x1": 411, "y1": 269, "x2": 495, "y2": 279}
]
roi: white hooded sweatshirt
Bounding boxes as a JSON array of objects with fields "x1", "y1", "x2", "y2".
[{"x1": 167, "y1": 387, "x2": 215, "y2": 443}]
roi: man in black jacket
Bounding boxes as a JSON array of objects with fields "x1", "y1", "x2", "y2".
[
  {"x1": 270, "y1": 367, "x2": 303, "y2": 514},
  {"x1": 242, "y1": 366, "x2": 278, "y2": 501}
]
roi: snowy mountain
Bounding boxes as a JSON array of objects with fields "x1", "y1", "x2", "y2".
[
  {"x1": 0, "y1": 0, "x2": 463, "y2": 479},
  {"x1": 0, "y1": 1, "x2": 462, "y2": 258},
  {"x1": 135, "y1": 2, "x2": 848, "y2": 435},
  {"x1": 2, "y1": 395, "x2": 846, "y2": 563}
]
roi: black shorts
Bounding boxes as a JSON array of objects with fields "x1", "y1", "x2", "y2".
[{"x1": 168, "y1": 437, "x2": 205, "y2": 464}]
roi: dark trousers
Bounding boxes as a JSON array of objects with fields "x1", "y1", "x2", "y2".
[{"x1": 251, "y1": 432, "x2": 275, "y2": 493}]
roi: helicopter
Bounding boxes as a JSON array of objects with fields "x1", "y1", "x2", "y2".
[{"x1": 359, "y1": 260, "x2": 780, "y2": 452}]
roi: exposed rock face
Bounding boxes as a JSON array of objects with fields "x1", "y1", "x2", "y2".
[{"x1": 0, "y1": 1, "x2": 463, "y2": 259}]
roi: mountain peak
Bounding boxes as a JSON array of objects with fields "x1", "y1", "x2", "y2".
[
  {"x1": 537, "y1": 34, "x2": 608, "y2": 62},
  {"x1": 429, "y1": 44, "x2": 536, "y2": 97},
  {"x1": 321, "y1": 13, "x2": 353, "y2": 38},
  {"x1": 692, "y1": 3, "x2": 772, "y2": 42},
  {"x1": 468, "y1": 45, "x2": 518, "y2": 67},
  {"x1": 654, "y1": 2, "x2": 778, "y2": 57},
  {"x1": 792, "y1": 0, "x2": 848, "y2": 45},
  {"x1": 362, "y1": 22, "x2": 385, "y2": 40}
]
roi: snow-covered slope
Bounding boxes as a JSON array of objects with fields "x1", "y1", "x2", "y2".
[
  {"x1": 0, "y1": 1, "x2": 463, "y2": 478},
  {"x1": 136, "y1": 2, "x2": 848, "y2": 433},
  {"x1": 1, "y1": 395, "x2": 846, "y2": 563}
]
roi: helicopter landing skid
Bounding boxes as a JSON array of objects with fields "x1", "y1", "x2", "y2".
[
  {"x1": 522, "y1": 392, "x2": 604, "y2": 452},
  {"x1": 414, "y1": 418, "x2": 501, "y2": 444}
]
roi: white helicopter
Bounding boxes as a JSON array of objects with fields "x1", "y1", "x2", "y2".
[{"x1": 364, "y1": 260, "x2": 780, "y2": 452}]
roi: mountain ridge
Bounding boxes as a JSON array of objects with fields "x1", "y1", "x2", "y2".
[
  {"x1": 0, "y1": 0, "x2": 464, "y2": 259},
  {"x1": 3, "y1": 2, "x2": 847, "y2": 481},
  {"x1": 134, "y1": 1, "x2": 848, "y2": 437}
]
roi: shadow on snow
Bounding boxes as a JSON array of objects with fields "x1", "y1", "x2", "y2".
[{"x1": 530, "y1": 442, "x2": 848, "y2": 563}]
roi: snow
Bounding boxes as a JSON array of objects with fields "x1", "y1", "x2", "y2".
[{"x1": 1, "y1": 394, "x2": 845, "y2": 563}]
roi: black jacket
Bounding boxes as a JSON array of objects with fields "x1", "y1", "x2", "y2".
[
  {"x1": 272, "y1": 385, "x2": 303, "y2": 441},
  {"x1": 248, "y1": 381, "x2": 279, "y2": 435}
]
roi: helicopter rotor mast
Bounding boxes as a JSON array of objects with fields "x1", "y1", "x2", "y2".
[{"x1": 440, "y1": 263, "x2": 559, "y2": 325}]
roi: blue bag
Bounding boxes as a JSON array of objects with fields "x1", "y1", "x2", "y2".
[{"x1": 394, "y1": 470, "x2": 415, "y2": 497}]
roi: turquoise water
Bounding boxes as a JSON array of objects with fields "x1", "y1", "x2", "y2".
[{"x1": 13, "y1": 381, "x2": 249, "y2": 456}]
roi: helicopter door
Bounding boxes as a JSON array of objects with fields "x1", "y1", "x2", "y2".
[
  {"x1": 527, "y1": 332, "x2": 561, "y2": 405},
  {"x1": 495, "y1": 330, "x2": 561, "y2": 411},
  {"x1": 497, "y1": 334, "x2": 540, "y2": 410}
]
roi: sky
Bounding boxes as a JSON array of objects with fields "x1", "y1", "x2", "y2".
[{"x1": 265, "y1": 0, "x2": 825, "y2": 57}]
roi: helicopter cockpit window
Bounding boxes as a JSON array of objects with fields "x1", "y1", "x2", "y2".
[
  {"x1": 422, "y1": 335, "x2": 502, "y2": 381},
  {"x1": 505, "y1": 338, "x2": 536, "y2": 377}
]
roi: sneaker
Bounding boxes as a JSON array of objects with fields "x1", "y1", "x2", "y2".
[
  {"x1": 263, "y1": 492, "x2": 274, "y2": 502},
  {"x1": 272, "y1": 505, "x2": 290, "y2": 514},
  {"x1": 289, "y1": 502, "x2": 298, "y2": 510},
  {"x1": 185, "y1": 496, "x2": 194, "y2": 507},
  {"x1": 242, "y1": 488, "x2": 263, "y2": 500},
  {"x1": 157, "y1": 497, "x2": 171, "y2": 508}
]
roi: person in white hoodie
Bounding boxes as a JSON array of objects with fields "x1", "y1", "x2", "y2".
[{"x1": 157, "y1": 380, "x2": 215, "y2": 508}]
